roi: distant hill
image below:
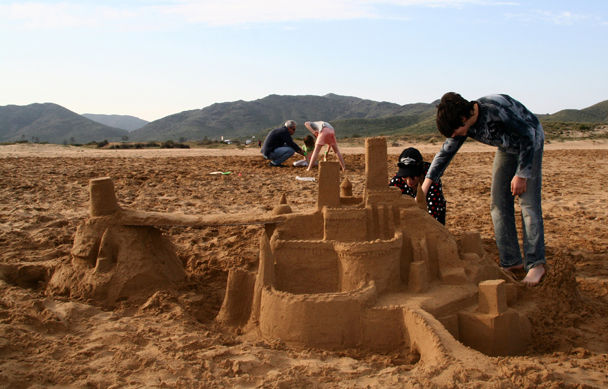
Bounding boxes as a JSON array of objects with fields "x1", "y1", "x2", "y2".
[
  {"x1": 2, "y1": 96, "x2": 606, "y2": 144},
  {"x1": 0, "y1": 103, "x2": 129, "y2": 144},
  {"x1": 82, "y1": 113, "x2": 148, "y2": 132},
  {"x1": 538, "y1": 100, "x2": 608, "y2": 123},
  {"x1": 130, "y1": 94, "x2": 437, "y2": 141}
]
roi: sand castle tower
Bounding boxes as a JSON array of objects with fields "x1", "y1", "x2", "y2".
[{"x1": 219, "y1": 137, "x2": 532, "y2": 357}]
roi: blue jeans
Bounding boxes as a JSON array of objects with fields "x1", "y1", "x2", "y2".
[
  {"x1": 490, "y1": 148, "x2": 545, "y2": 271},
  {"x1": 264, "y1": 146, "x2": 295, "y2": 165}
]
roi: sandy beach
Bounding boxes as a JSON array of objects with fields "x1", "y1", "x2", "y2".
[{"x1": 1, "y1": 140, "x2": 607, "y2": 388}]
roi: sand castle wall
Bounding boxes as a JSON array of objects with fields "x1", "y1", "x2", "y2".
[
  {"x1": 274, "y1": 212, "x2": 324, "y2": 241},
  {"x1": 360, "y1": 307, "x2": 408, "y2": 351},
  {"x1": 323, "y1": 207, "x2": 368, "y2": 242},
  {"x1": 335, "y1": 233, "x2": 403, "y2": 294},
  {"x1": 271, "y1": 238, "x2": 339, "y2": 294},
  {"x1": 258, "y1": 282, "x2": 377, "y2": 349}
]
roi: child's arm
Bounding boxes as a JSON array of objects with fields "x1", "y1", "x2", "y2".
[
  {"x1": 306, "y1": 144, "x2": 321, "y2": 172},
  {"x1": 304, "y1": 121, "x2": 319, "y2": 137}
]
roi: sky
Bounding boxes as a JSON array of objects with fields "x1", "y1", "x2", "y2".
[{"x1": 1, "y1": 1, "x2": 607, "y2": 122}]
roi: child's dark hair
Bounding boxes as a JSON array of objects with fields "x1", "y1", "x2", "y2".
[
  {"x1": 303, "y1": 135, "x2": 315, "y2": 149},
  {"x1": 436, "y1": 92, "x2": 475, "y2": 137}
]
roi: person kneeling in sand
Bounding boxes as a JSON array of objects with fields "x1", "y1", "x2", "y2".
[
  {"x1": 390, "y1": 147, "x2": 446, "y2": 225},
  {"x1": 304, "y1": 121, "x2": 346, "y2": 171},
  {"x1": 261, "y1": 120, "x2": 306, "y2": 167}
]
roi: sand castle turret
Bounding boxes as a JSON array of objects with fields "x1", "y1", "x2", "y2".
[{"x1": 89, "y1": 177, "x2": 120, "y2": 216}]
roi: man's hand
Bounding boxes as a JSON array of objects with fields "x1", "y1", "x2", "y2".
[{"x1": 511, "y1": 176, "x2": 527, "y2": 196}]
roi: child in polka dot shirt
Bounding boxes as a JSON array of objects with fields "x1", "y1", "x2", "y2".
[{"x1": 389, "y1": 147, "x2": 446, "y2": 224}]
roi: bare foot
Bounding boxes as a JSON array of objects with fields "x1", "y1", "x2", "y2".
[
  {"x1": 522, "y1": 264, "x2": 546, "y2": 286},
  {"x1": 502, "y1": 263, "x2": 524, "y2": 271}
]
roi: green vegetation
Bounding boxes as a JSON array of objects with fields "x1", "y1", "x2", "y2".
[{"x1": 541, "y1": 122, "x2": 608, "y2": 141}]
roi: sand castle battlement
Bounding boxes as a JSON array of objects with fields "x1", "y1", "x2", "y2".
[{"x1": 55, "y1": 136, "x2": 533, "y2": 359}]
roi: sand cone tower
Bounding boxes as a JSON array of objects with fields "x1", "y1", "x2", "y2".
[{"x1": 273, "y1": 193, "x2": 292, "y2": 215}]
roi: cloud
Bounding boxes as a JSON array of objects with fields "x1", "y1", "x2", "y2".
[
  {"x1": 159, "y1": 0, "x2": 520, "y2": 25},
  {"x1": 505, "y1": 9, "x2": 593, "y2": 26},
  {"x1": 0, "y1": 1, "x2": 174, "y2": 31},
  {"x1": 0, "y1": 2, "x2": 98, "y2": 29},
  {"x1": 0, "y1": 0, "x2": 519, "y2": 30}
]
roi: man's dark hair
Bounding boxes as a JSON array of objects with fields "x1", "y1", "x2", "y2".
[{"x1": 436, "y1": 92, "x2": 475, "y2": 137}]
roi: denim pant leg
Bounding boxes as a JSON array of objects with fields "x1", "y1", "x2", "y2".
[
  {"x1": 519, "y1": 148, "x2": 546, "y2": 270},
  {"x1": 490, "y1": 150, "x2": 522, "y2": 268},
  {"x1": 268, "y1": 146, "x2": 295, "y2": 165}
]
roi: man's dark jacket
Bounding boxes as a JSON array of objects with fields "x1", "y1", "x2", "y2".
[{"x1": 261, "y1": 126, "x2": 303, "y2": 157}]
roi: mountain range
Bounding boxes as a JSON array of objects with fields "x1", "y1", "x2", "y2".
[
  {"x1": 82, "y1": 113, "x2": 149, "y2": 132},
  {"x1": 1, "y1": 94, "x2": 607, "y2": 144},
  {"x1": 0, "y1": 103, "x2": 129, "y2": 144}
]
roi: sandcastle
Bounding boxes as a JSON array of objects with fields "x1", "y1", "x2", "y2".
[
  {"x1": 218, "y1": 137, "x2": 532, "y2": 358},
  {"x1": 55, "y1": 137, "x2": 532, "y2": 360}
]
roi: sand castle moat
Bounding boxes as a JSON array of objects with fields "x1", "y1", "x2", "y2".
[{"x1": 54, "y1": 137, "x2": 534, "y2": 361}]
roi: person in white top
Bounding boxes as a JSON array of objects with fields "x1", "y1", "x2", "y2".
[{"x1": 304, "y1": 121, "x2": 346, "y2": 171}]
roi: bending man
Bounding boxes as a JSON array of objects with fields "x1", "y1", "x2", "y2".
[{"x1": 422, "y1": 92, "x2": 546, "y2": 286}]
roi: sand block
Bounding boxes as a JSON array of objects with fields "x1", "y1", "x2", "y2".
[
  {"x1": 408, "y1": 261, "x2": 428, "y2": 293},
  {"x1": 89, "y1": 177, "x2": 120, "y2": 217},
  {"x1": 505, "y1": 282, "x2": 518, "y2": 306},
  {"x1": 458, "y1": 308, "x2": 531, "y2": 356},
  {"x1": 217, "y1": 269, "x2": 256, "y2": 326},
  {"x1": 478, "y1": 279, "x2": 508, "y2": 314},
  {"x1": 317, "y1": 161, "x2": 341, "y2": 209},
  {"x1": 365, "y1": 137, "x2": 388, "y2": 190}
]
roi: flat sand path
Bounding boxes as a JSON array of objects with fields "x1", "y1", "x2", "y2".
[{"x1": 1, "y1": 139, "x2": 606, "y2": 158}]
